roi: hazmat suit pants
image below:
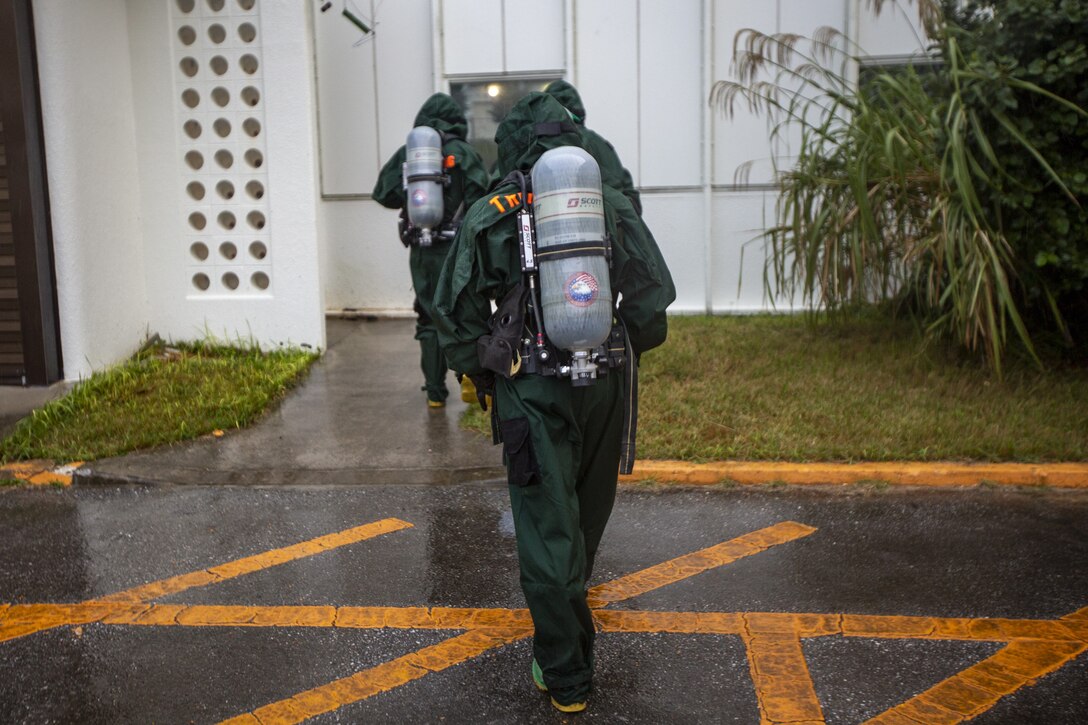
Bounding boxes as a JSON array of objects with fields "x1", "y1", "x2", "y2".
[
  {"x1": 410, "y1": 242, "x2": 452, "y2": 403},
  {"x1": 495, "y1": 371, "x2": 624, "y2": 705}
]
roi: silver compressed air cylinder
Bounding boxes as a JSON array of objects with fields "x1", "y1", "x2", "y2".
[
  {"x1": 404, "y1": 126, "x2": 444, "y2": 246},
  {"x1": 531, "y1": 146, "x2": 613, "y2": 384}
]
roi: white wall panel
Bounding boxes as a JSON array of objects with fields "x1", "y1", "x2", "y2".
[
  {"x1": 773, "y1": 0, "x2": 848, "y2": 168},
  {"x1": 641, "y1": 195, "x2": 705, "y2": 312},
  {"x1": 857, "y1": 2, "x2": 930, "y2": 57},
  {"x1": 33, "y1": 0, "x2": 150, "y2": 379},
  {"x1": 314, "y1": 0, "x2": 433, "y2": 196},
  {"x1": 573, "y1": 0, "x2": 640, "y2": 187},
  {"x1": 709, "y1": 191, "x2": 795, "y2": 311},
  {"x1": 314, "y1": 1, "x2": 375, "y2": 195},
  {"x1": 322, "y1": 201, "x2": 414, "y2": 312},
  {"x1": 373, "y1": 1, "x2": 437, "y2": 176},
  {"x1": 639, "y1": 0, "x2": 702, "y2": 187},
  {"x1": 503, "y1": 0, "x2": 565, "y2": 72},
  {"x1": 442, "y1": 0, "x2": 503, "y2": 75},
  {"x1": 712, "y1": 0, "x2": 779, "y2": 186}
]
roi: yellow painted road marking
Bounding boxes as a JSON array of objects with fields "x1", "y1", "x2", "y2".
[
  {"x1": 3, "y1": 518, "x2": 1087, "y2": 724},
  {"x1": 220, "y1": 628, "x2": 531, "y2": 725},
  {"x1": 866, "y1": 640, "x2": 1088, "y2": 724},
  {"x1": 743, "y1": 630, "x2": 825, "y2": 725},
  {"x1": 98, "y1": 518, "x2": 412, "y2": 603},
  {"x1": 0, "y1": 518, "x2": 411, "y2": 643},
  {"x1": 587, "y1": 521, "x2": 817, "y2": 607}
]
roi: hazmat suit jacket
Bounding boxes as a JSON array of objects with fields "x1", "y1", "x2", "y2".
[
  {"x1": 545, "y1": 80, "x2": 643, "y2": 215},
  {"x1": 372, "y1": 93, "x2": 490, "y2": 230},
  {"x1": 433, "y1": 93, "x2": 674, "y2": 378}
]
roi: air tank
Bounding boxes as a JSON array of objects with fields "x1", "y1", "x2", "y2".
[
  {"x1": 531, "y1": 146, "x2": 613, "y2": 384},
  {"x1": 403, "y1": 126, "x2": 444, "y2": 246}
]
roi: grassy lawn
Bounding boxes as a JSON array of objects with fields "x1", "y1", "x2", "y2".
[
  {"x1": 0, "y1": 341, "x2": 318, "y2": 463},
  {"x1": 463, "y1": 315, "x2": 1088, "y2": 463}
]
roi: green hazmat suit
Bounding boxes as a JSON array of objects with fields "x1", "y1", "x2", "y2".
[
  {"x1": 544, "y1": 80, "x2": 643, "y2": 215},
  {"x1": 372, "y1": 93, "x2": 490, "y2": 403},
  {"x1": 433, "y1": 93, "x2": 675, "y2": 706}
]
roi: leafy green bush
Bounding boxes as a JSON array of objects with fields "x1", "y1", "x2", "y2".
[{"x1": 943, "y1": 0, "x2": 1088, "y2": 341}]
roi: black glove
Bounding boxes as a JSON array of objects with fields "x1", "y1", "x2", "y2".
[
  {"x1": 397, "y1": 208, "x2": 418, "y2": 247},
  {"x1": 469, "y1": 372, "x2": 495, "y2": 411}
]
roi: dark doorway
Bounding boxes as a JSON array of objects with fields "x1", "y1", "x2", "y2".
[{"x1": 0, "y1": 0, "x2": 62, "y2": 385}]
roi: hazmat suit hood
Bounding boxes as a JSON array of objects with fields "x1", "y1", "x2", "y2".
[
  {"x1": 494, "y1": 92, "x2": 583, "y2": 179},
  {"x1": 544, "y1": 80, "x2": 587, "y2": 125},
  {"x1": 413, "y1": 93, "x2": 468, "y2": 140}
]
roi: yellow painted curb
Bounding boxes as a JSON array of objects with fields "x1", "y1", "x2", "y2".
[{"x1": 619, "y1": 460, "x2": 1088, "y2": 489}]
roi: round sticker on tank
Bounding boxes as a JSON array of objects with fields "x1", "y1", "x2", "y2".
[{"x1": 565, "y1": 271, "x2": 599, "y2": 307}]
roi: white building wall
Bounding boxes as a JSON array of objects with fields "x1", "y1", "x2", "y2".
[
  {"x1": 314, "y1": 0, "x2": 930, "y2": 316},
  {"x1": 32, "y1": 0, "x2": 151, "y2": 380},
  {"x1": 144, "y1": 0, "x2": 325, "y2": 351},
  {"x1": 34, "y1": 0, "x2": 326, "y2": 379}
]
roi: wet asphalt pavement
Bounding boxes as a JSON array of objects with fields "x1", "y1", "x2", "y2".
[{"x1": 2, "y1": 482, "x2": 1086, "y2": 724}]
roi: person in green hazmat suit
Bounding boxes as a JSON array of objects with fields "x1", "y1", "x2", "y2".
[
  {"x1": 373, "y1": 93, "x2": 490, "y2": 407},
  {"x1": 544, "y1": 80, "x2": 642, "y2": 215},
  {"x1": 432, "y1": 93, "x2": 675, "y2": 712}
]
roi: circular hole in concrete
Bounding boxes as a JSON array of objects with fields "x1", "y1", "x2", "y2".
[
  {"x1": 185, "y1": 150, "x2": 204, "y2": 170},
  {"x1": 216, "y1": 180, "x2": 235, "y2": 200},
  {"x1": 193, "y1": 273, "x2": 210, "y2": 291},
  {"x1": 249, "y1": 240, "x2": 267, "y2": 260},
  {"x1": 251, "y1": 271, "x2": 270, "y2": 290},
  {"x1": 179, "y1": 57, "x2": 199, "y2": 78},
  {"x1": 186, "y1": 181, "x2": 206, "y2": 200},
  {"x1": 222, "y1": 272, "x2": 240, "y2": 290},
  {"x1": 190, "y1": 241, "x2": 209, "y2": 261},
  {"x1": 219, "y1": 241, "x2": 238, "y2": 260},
  {"x1": 211, "y1": 87, "x2": 230, "y2": 107}
]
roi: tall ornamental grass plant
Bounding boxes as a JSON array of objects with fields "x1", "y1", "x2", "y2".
[{"x1": 711, "y1": 0, "x2": 1087, "y2": 375}]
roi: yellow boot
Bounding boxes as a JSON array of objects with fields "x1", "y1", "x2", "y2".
[{"x1": 460, "y1": 375, "x2": 477, "y2": 404}]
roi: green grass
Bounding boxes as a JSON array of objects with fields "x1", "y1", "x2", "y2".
[
  {"x1": 0, "y1": 341, "x2": 318, "y2": 462},
  {"x1": 462, "y1": 315, "x2": 1088, "y2": 463}
]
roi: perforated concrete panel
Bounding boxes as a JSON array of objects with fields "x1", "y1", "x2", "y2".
[{"x1": 172, "y1": 0, "x2": 271, "y2": 297}]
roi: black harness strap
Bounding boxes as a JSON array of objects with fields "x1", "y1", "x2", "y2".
[
  {"x1": 618, "y1": 317, "x2": 639, "y2": 475},
  {"x1": 534, "y1": 240, "x2": 609, "y2": 262},
  {"x1": 406, "y1": 173, "x2": 448, "y2": 185}
]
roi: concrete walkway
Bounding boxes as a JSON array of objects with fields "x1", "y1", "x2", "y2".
[{"x1": 79, "y1": 318, "x2": 505, "y2": 486}]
